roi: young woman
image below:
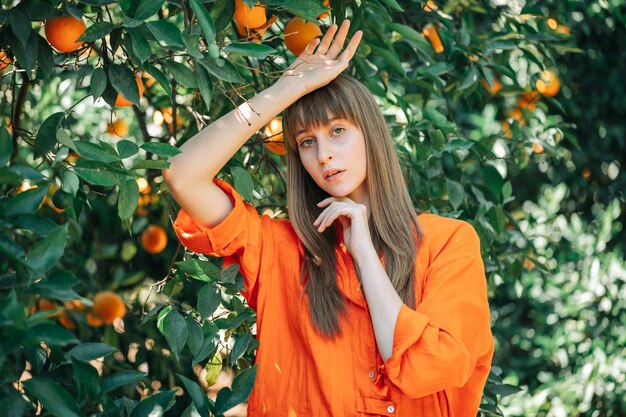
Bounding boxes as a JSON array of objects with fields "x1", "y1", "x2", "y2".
[{"x1": 164, "y1": 20, "x2": 493, "y2": 417}]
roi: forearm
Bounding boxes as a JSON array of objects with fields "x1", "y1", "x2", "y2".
[
  {"x1": 163, "y1": 78, "x2": 303, "y2": 188},
  {"x1": 354, "y1": 247, "x2": 403, "y2": 361}
]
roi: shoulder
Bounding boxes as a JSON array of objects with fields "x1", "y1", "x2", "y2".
[{"x1": 416, "y1": 213, "x2": 480, "y2": 259}]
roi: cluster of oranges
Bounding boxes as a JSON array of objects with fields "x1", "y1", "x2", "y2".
[
  {"x1": 33, "y1": 291, "x2": 126, "y2": 330},
  {"x1": 0, "y1": 50, "x2": 12, "y2": 73}
]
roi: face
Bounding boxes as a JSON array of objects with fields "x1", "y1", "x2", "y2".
[{"x1": 295, "y1": 117, "x2": 369, "y2": 204}]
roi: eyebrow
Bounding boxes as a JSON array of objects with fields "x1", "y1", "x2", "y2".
[{"x1": 294, "y1": 117, "x2": 346, "y2": 137}]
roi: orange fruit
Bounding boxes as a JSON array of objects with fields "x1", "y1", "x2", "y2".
[
  {"x1": 0, "y1": 50, "x2": 12, "y2": 72},
  {"x1": 45, "y1": 16, "x2": 87, "y2": 53},
  {"x1": 500, "y1": 121, "x2": 512, "y2": 139},
  {"x1": 263, "y1": 117, "x2": 286, "y2": 155},
  {"x1": 516, "y1": 91, "x2": 539, "y2": 111},
  {"x1": 531, "y1": 143, "x2": 544, "y2": 154},
  {"x1": 136, "y1": 178, "x2": 151, "y2": 195},
  {"x1": 422, "y1": 23, "x2": 444, "y2": 53},
  {"x1": 4, "y1": 116, "x2": 12, "y2": 134},
  {"x1": 92, "y1": 291, "x2": 126, "y2": 324},
  {"x1": 481, "y1": 78, "x2": 502, "y2": 95},
  {"x1": 143, "y1": 71, "x2": 157, "y2": 88},
  {"x1": 509, "y1": 108, "x2": 525, "y2": 126},
  {"x1": 66, "y1": 151, "x2": 80, "y2": 165},
  {"x1": 422, "y1": 1, "x2": 438, "y2": 12},
  {"x1": 115, "y1": 76, "x2": 145, "y2": 107},
  {"x1": 284, "y1": 17, "x2": 322, "y2": 56},
  {"x1": 582, "y1": 168, "x2": 591, "y2": 179},
  {"x1": 536, "y1": 70, "x2": 560, "y2": 97},
  {"x1": 64, "y1": 299, "x2": 86, "y2": 312},
  {"x1": 36, "y1": 298, "x2": 61, "y2": 316},
  {"x1": 86, "y1": 312, "x2": 105, "y2": 327},
  {"x1": 141, "y1": 224, "x2": 168, "y2": 254},
  {"x1": 234, "y1": 20, "x2": 266, "y2": 41},
  {"x1": 318, "y1": 0, "x2": 331, "y2": 19},
  {"x1": 106, "y1": 119, "x2": 129, "y2": 137},
  {"x1": 233, "y1": 0, "x2": 267, "y2": 30},
  {"x1": 58, "y1": 312, "x2": 76, "y2": 330}
]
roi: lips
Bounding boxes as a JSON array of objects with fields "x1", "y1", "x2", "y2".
[{"x1": 323, "y1": 169, "x2": 345, "y2": 180}]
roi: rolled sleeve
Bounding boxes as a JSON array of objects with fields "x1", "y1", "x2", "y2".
[
  {"x1": 379, "y1": 223, "x2": 492, "y2": 398},
  {"x1": 172, "y1": 178, "x2": 267, "y2": 308}
]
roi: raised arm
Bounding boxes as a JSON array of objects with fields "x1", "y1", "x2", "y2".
[{"x1": 163, "y1": 20, "x2": 362, "y2": 227}]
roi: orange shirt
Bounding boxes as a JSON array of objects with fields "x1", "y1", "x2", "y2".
[{"x1": 173, "y1": 179, "x2": 494, "y2": 417}]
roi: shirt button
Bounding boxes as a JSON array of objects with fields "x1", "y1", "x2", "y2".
[
  {"x1": 387, "y1": 405, "x2": 395, "y2": 413},
  {"x1": 368, "y1": 370, "x2": 375, "y2": 378}
]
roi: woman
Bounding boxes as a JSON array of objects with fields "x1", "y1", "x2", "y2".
[{"x1": 164, "y1": 20, "x2": 493, "y2": 417}]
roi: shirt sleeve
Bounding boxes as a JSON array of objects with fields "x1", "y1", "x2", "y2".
[
  {"x1": 171, "y1": 178, "x2": 269, "y2": 309},
  {"x1": 378, "y1": 222, "x2": 493, "y2": 398}
]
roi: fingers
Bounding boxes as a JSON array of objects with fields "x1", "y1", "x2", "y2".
[
  {"x1": 315, "y1": 23, "x2": 339, "y2": 55},
  {"x1": 314, "y1": 205, "x2": 349, "y2": 233},
  {"x1": 339, "y1": 30, "x2": 363, "y2": 63},
  {"x1": 298, "y1": 37, "x2": 321, "y2": 59},
  {"x1": 325, "y1": 19, "x2": 352, "y2": 59}
]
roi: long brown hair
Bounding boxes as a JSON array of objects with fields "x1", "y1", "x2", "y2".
[{"x1": 283, "y1": 75, "x2": 421, "y2": 338}]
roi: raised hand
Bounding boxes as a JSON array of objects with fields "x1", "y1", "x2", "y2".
[
  {"x1": 280, "y1": 20, "x2": 363, "y2": 94},
  {"x1": 313, "y1": 196, "x2": 374, "y2": 261}
]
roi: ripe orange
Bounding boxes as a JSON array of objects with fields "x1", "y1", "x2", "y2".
[
  {"x1": 264, "y1": 117, "x2": 286, "y2": 155},
  {"x1": 141, "y1": 224, "x2": 168, "y2": 254},
  {"x1": 0, "y1": 50, "x2": 12, "y2": 72},
  {"x1": 531, "y1": 143, "x2": 544, "y2": 154},
  {"x1": 64, "y1": 299, "x2": 86, "y2": 312},
  {"x1": 422, "y1": 24, "x2": 444, "y2": 53},
  {"x1": 4, "y1": 116, "x2": 12, "y2": 134},
  {"x1": 536, "y1": 70, "x2": 560, "y2": 97},
  {"x1": 66, "y1": 151, "x2": 80, "y2": 165},
  {"x1": 509, "y1": 108, "x2": 525, "y2": 126},
  {"x1": 45, "y1": 16, "x2": 87, "y2": 53},
  {"x1": 86, "y1": 312, "x2": 105, "y2": 327},
  {"x1": 517, "y1": 91, "x2": 539, "y2": 111},
  {"x1": 106, "y1": 119, "x2": 129, "y2": 137},
  {"x1": 115, "y1": 76, "x2": 145, "y2": 107},
  {"x1": 500, "y1": 121, "x2": 512, "y2": 139},
  {"x1": 318, "y1": 0, "x2": 331, "y2": 19},
  {"x1": 233, "y1": 0, "x2": 267, "y2": 30},
  {"x1": 284, "y1": 17, "x2": 322, "y2": 56},
  {"x1": 481, "y1": 78, "x2": 502, "y2": 95},
  {"x1": 92, "y1": 291, "x2": 126, "y2": 323},
  {"x1": 143, "y1": 71, "x2": 157, "y2": 88},
  {"x1": 423, "y1": 1, "x2": 438, "y2": 12}
]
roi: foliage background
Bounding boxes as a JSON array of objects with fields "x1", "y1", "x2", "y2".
[{"x1": 0, "y1": 0, "x2": 624, "y2": 416}]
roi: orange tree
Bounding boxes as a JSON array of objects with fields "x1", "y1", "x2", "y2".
[{"x1": 0, "y1": 0, "x2": 574, "y2": 415}]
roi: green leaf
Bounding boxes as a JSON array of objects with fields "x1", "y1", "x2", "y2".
[
  {"x1": 11, "y1": 214, "x2": 58, "y2": 236},
  {"x1": 220, "y1": 263, "x2": 239, "y2": 284},
  {"x1": 140, "y1": 142, "x2": 182, "y2": 157},
  {"x1": 379, "y1": 0, "x2": 403, "y2": 12},
  {"x1": 74, "y1": 160, "x2": 122, "y2": 186},
  {"x1": 74, "y1": 140, "x2": 120, "y2": 163},
  {"x1": 446, "y1": 179, "x2": 465, "y2": 210},
  {"x1": 223, "y1": 42, "x2": 276, "y2": 59},
  {"x1": 442, "y1": 139, "x2": 473, "y2": 153},
  {"x1": 10, "y1": 30, "x2": 38, "y2": 73},
  {"x1": 369, "y1": 45, "x2": 406, "y2": 77},
  {"x1": 56, "y1": 129, "x2": 77, "y2": 152},
  {"x1": 197, "y1": 57, "x2": 245, "y2": 84},
  {"x1": 34, "y1": 112, "x2": 64, "y2": 158},
  {"x1": 90, "y1": 67, "x2": 108, "y2": 99},
  {"x1": 134, "y1": 0, "x2": 166, "y2": 20},
  {"x1": 67, "y1": 343, "x2": 118, "y2": 361},
  {"x1": 26, "y1": 270, "x2": 83, "y2": 300},
  {"x1": 37, "y1": 35, "x2": 54, "y2": 78},
  {"x1": 117, "y1": 140, "x2": 139, "y2": 159},
  {"x1": 27, "y1": 321, "x2": 79, "y2": 346},
  {"x1": 230, "y1": 332, "x2": 252, "y2": 363},
  {"x1": 9, "y1": 9, "x2": 31, "y2": 48},
  {"x1": 109, "y1": 64, "x2": 140, "y2": 106},
  {"x1": 428, "y1": 129, "x2": 446, "y2": 151},
  {"x1": 388, "y1": 23, "x2": 434, "y2": 61},
  {"x1": 166, "y1": 61, "x2": 198, "y2": 89},
  {"x1": 4, "y1": 185, "x2": 48, "y2": 217},
  {"x1": 101, "y1": 371, "x2": 147, "y2": 394},
  {"x1": 118, "y1": 179, "x2": 139, "y2": 220},
  {"x1": 189, "y1": 0, "x2": 216, "y2": 43},
  {"x1": 130, "y1": 159, "x2": 170, "y2": 170},
  {"x1": 22, "y1": 377, "x2": 83, "y2": 417},
  {"x1": 489, "y1": 383, "x2": 523, "y2": 397},
  {"x1": 128, "y1": 30, "x2": 152, "y2": 64},
  {"x1": 459, "y1": 66, "x2": 479, "y2": 90},
  {"x1": 145, "y1": 66, "x2": 171, "y2": 95},
  {"x1": 186, "y1": 316, "x2": 204, "y2": 357},
  {"x1": 230, "y1": 167, "x2": 253, "y2": 201},
  {"x1": 197, "y1": 283, "x2": 222, "y2": 319},
  {"x1": 79, "y1": 22, "x2": 116, "y2": 42},
  {"x1": 196, "y1": 63, "x2": 213, "y2": 109},
  {"x1": 281, "y1": 0, "x2": 328, "y2": 21},
  {"x1": 423, "y1": 106, "x2": 456, "y2": 132},
  {"x1": 162, "y1": 309, "x2": 188, "y2": 361},
  {"x1": 130, "y1": 390, "x2": 176, "y2": 417},
  {"x1": 183, "y1": 34, "x2": 204, "y2": 59},
  {"x1": 72, "y1": 359, "x2": 101, "y2": 401},
  {"x1": 214, "y1": 366, "x2": 257, "y2": 415},
  {"x1": 26, "y1": 224, "x2": 68, "y2": 276},
  {"x1": 146, "y1": 21, "x2": 185, "y2": 50},
  {"x1": 178, "y1": 373, "x2": 210, "y2": 415},
  {"x1": 0, "y1": 119, "x2": 13, "y2": 166}
]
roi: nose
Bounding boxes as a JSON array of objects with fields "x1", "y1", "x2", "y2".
[{"x1": 316, "y1": 138, "x2": 333, "y2": 164}]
